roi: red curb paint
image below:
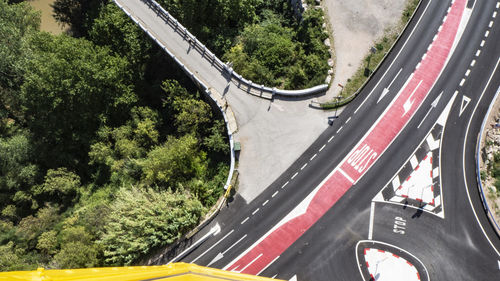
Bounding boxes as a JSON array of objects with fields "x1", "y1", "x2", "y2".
[
  {"x1": 225, "y1": 0, "x2": 467, "y2": 273},
  {"x1": 378, "y1": 249, "x2": 385, "y2": 253},
  {"x1": 416, "y1": 198, "x2": 422, "y2": 202},
  {"x1": 431, "y1": 198, "x2": 435, "y2": 205},
  {"x1": 399, "y1": 185, "x2": 403, "y2": 190},
  {"x1": 431, "y1": 185, "x2": 434, "y2": 192},
  {"x1": 430, "y1": 156, "x2": 433, "y2": 164},
  {"x1": 366, "y1": 261, "x2": 370, "y2": 268},
  {"x1": 402, "y1": 195, "x2": 409, "y2": 198},
  {"x1": 393, "y1": 254, "x2": 400, "y2": 258},
  {"x1": 415, "y1": 165, "x2": 420, "y2": 171},
  {"x1": 364, "y1": 248, "x2": 368, "y2": 255},
  {"x1": 407, "y1": 261, "x2": 413, "y2": 266},
  {"x1": 417, "y1": 272, "x2": 421, "y2": 280},
  {"x1": 407, "y1": 176, "x2": 412, "y2": 181}
]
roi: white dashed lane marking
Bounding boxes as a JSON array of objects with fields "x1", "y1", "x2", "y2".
[
  {"x1": 272, "y1": 191, "x2": 278, "y2": 198},
  {"x1": 262, "y1": 199, "x2": 269, "y2": 206},
  {"x1": 319, "y1": 144, "x2": 326, "y2": 152},
  {"x1": 310, "y1": 154, "x2": 317, "y2": 161},
  {"x1": 241, "y1": 217, "x2": 249, "y2": 224},
  {"x1": 252, "y1": 208, "x2": 260, "y2": 215},
  {"x1": 328, "y1": 136, "x2": 334, "y2": 142},
  {"x1": 281, "y1": 181, "x2": 289, "y2": 189},
  {"x1": 291, "y1": 172, "x2": 298, "y2": 179},
  {"x1": 301, "y1": 163, "x2": 308, "y2": 170}
]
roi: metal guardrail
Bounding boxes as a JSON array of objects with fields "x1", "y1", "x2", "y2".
[
  {"x1": 138, "y1": 0, "x2": 328, "y2": 98},
  {"x1": 114, "y1": 0, "x2": 235, "y2": 193},
  {"x1": 476, "y1": 85, "x2": 500, "y2": 236}
]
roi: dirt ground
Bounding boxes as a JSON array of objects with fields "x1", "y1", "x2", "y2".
[
  {"x1": 479, "y1": 96, "x2": 500, "y2": 233},
  {"x1": 320, "y1": 0, "x2": 410, "y2": 101}
]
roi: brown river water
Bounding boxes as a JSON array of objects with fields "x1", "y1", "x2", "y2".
[{"x1": 28, "y1": 0, "x2": 65, "y2": 34}]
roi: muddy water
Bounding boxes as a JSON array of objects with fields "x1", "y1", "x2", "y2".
[{"x1": 28, "y1": 0, "x2": 65, "y2": 34}]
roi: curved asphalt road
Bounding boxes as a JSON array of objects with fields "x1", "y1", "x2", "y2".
[{"x1": 149, "y1": 0, "x2": 500, "y2": 279}]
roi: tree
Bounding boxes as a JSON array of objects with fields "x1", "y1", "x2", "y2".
[
  {"x1": 20, "y1": 32, "x2": 137, "y2": 171},
  {"x1": 52, "y1": 0, "x2": 106, "y2": 37},
  {"x1": 141, "y1": 135, "x2": 207, "y2": 188},
  {"x1": 100, "y1": 187, "x2": 203, "y2": 265}
]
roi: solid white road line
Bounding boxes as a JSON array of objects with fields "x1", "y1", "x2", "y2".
[
  {"x1": 222, "y1": 234, "x2": 247, "y2": 255},
  {"x1": 368, "y1": 202, "x2": 376, "y2": 240},
  {"x1": 462, "y1": 58, "x2": 500, "y2": 257},
  {"x1": 353, "y1": 0, "x2": 433, "y2": 114},
  {"x1": 169, "y1": 223, "x2": 221, "y2": 263},
  {"x1": 256, "y1": 255, "x2": 280, "y2": 276},
  {"x1": 191, "y1": 229, "x2": 234, "y2": 263},
  {"x1": 237, "y1": 253, "x2": 263, "y2": 273}
]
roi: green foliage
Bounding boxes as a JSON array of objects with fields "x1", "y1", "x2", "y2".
[
  {"x1": 141, "y1": 135, "x2": 207, "y2": 188},
  {"x1": 223, "y1": 10, "x2": 329, "y2": 89},
  {"x1": 100, "y1": 187, "x2": 204, "y2": 265},
  {"x1": 21, "y1": 32, "x2": 136, "y2": 170},
  {"x1": 0, "y1": 0, "x2": 230, "y2": 271},
  {"x1": 89, "y1": 3, "x2": 152, "y2": 70},
  {"x1": 52, "y1": 0, "x2": 107, "y2": 37}
]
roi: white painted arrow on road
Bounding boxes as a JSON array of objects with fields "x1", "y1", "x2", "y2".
[
  {"x1": 417, "y1": 91, "x2": 442, "y2": 129},
  {"x1": 377, "y1": 68, "x2": 403, "y2": 104},
  {"x1": 403, "y1": 80, "x2": 423, "y2": 116},
  {"x1": 377, "y1": 88, "x2": 390, "y2": 103}
]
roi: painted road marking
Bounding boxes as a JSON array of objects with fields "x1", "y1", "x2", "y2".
[
  {"x1": 281, "y1": 181, "x2": 289, "y2": 189},
  {"x1": 494, "y1": 11, "x2": 497, "y2": 18},
  {"x1": 463, "y1": 59, "x2": 500, "y2": 257},
  {"x1": 460, "y1": 78, "x2": 466, "y2": 86},
  {"x1": 476, "y1": 50, "x2": 481, "y2": 56},
  {"x1": 368, "y1": 202, "x2": 376, "y2": 240},
  {"x1": 353, "y1": 0, "x2": 432, "y2": 115},
  {"x1": 291, "y1": 172, "x2": 298, "y2": 179},
  {"x1": 252, "y1": 208, "x2": 260, "y2": 215},
  {"x1": 489, "y1": 21, "x2": 494, "y2": 28},
  {"x1": 465, "y1": 69, "x2": 471, "y2": 76},
  {"x1": 393, "y1": 217, "x2": 407, "y2": 235},
  {"x1": 319, "y1": 144, "x2": 326, "y2": 152},
  {"x1": 301, "y1": 163, "x2": 308, "y2": 170},
  {"x1": 223, "y1": 0, "x2": 468, "y2": 273},
  {"x1": 241, "y1": 217, "x2": 249, "y2": 224},
  {"x1": 262, "y1": 200, "x2": 269, "y2": 206},
  {"x1": 459, "y1": 95, "x2": 471, "y2": 117},
  {"x1": 191, "y1": 229, "x2": 234, "y2": 263},
  {"x1": 485, "y1": 30, "x2": 490, "y2": 37},
  {"x1": 480, "y1": 40, "x2": 485, "y2": 47},
  {"x1": 256, "y1": 256, "x2": 280, "y2": 276},
  {"x1": 337, "y1": 126, "x2": 343, "y2": 133},
  {"x1": 338, "y1": 168, "x2": 355, "y2": 183},
  {"x1": 328, "y1": 136, "x2": 334, "y2": 142},
  {"x1": 471, "y1": 59, "x2": 476, "y2": 67},
  {"x1": 310, "y1": 154, "x2": 317, "y2": 161},
  {"x1": 222, "y1": 234, "x2": 247, "y2": 255},
  {"x1": 272, "y1": 191, "x2": 278, "y2": 198},
  {"x1": 345, "y1": 117, "x2": 351, "y2": 124}
]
